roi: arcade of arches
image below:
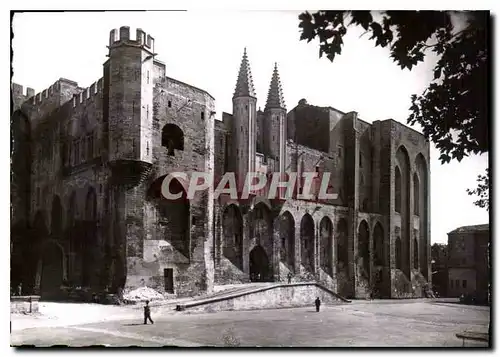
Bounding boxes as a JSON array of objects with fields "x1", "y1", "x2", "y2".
[
  {"x1": 16, "y1": 188, "x2": 103, "y2": 299},
  {"x1": 215, "y1": 203, "x2": 404, "y2": 298}
]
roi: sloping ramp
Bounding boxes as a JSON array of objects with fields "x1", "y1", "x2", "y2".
[{"x1": 176, "y1": 282, "x2": 351, "y2": 313}]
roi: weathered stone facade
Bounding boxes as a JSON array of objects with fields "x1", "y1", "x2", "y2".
[
  {"x1": 11, "y1": 26, "x2": 431, "y2": 300},
  {"x1": 447, "y1": 224, "x2": 489, "y2": 303}
]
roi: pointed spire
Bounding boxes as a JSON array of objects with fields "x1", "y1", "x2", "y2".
[
  {"x1": 265, "y1": 62, "x2": 286, "y2": 110},
  {"x1": 233, "y1": 48, "x2": 256, "y2": 99}
]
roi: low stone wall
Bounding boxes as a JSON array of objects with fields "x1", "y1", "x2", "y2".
[
  {"x1": 11, "y1": 296, "x2": 40, "y2": 314},
  {"x1": 178, "y1": 283, "x2": 349, "y2": 313}
]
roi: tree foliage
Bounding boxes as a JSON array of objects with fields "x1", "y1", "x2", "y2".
[
  {"x1": 299, "y1": 10, "x2": 489, "y2": 209},
  {"x1": 298, "y1": 11, "x2": 488, "y2": 161},
  {"x1": 466, "y1": 168, "x2": 489, "y2": 211}
]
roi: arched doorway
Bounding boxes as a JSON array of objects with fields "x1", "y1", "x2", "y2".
[
  {"x1": 249, "y1": 245, "x2": 270, "y2": 282},
  {"x1": 40, "y1": 241, "x2": 64, "y2": 300}
]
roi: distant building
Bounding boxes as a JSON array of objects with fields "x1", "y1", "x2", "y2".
[
  {"x1": 447, "y1": 224, "x2": 489, "y2": 303},
  {"x1": 431, "y1": 243, "x2": 448, "y2": 297}
]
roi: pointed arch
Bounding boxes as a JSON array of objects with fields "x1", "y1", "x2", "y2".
[
  {"x1": 279, "y1": 211, "x2": 295, "y2": 269},
  {"x1": 300, "y1": 213, "x2": 315, "y2": 273},
  {"x1": 252, "y1": 202, "x2": 273, "y2": 275},
  {"x1": 319, "y1": 216, "x2": 333, "y2": 276},
  {"x1": 396, "y1": 145, "x2": 411, "y2": 279},
  {"x1": 415, "y1": 153, "x2": 429, "y2": 279},
  {"x1": 358, "y1": 220, "x2": 370, "y2": 278}
]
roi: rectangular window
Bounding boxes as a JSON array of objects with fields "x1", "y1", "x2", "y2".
[
  {"x1": 462, "y1": 280, "x2": 467, "y2": 288},
  {"x1": 164, "y1": 268, "x2": 174, "y2": 294},
  {"x1": 455, "y1": 279, "x2": 459, "y2": 288},
  {"x1": 359, "y1": 152, "x2": 363, "y2": 168},
  {"x1": 338, "y1": 146, "x2": 343, "y2": 158},
  {"x1": 201, "y1": 112, "x2": 205, "y2": 120},
  {"x1": 168, "y1": 100, "x2": 172, "y2": 108}
]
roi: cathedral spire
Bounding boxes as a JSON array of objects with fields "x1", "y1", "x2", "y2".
[
  {"x1": 265, "y1": 62, "x2": 286, "y2": 110},
  {"x1": 233, "y1": 48, "x2": 257, "y2": 99}
]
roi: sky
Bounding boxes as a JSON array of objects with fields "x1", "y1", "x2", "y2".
[{"x1": 11, "y1": 11, "x2": 489, "y2": 244}]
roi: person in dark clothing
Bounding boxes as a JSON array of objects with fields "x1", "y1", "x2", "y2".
[
  {"x1": 315, "y1": 297, "x2": 321, "y2": 312},
  {"x1": 287, "y1": 272, "x2": 293, "y2": 284},
  {"x1": 144, "y1": 300, "x2": 154, "y2": 325}
]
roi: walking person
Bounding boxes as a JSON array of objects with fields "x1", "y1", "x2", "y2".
[
  {"x1": 315, "y1": 297, "x2": 321, "y2": 312},
  {"x1": 143, "y1": 300, "x2": 154, "y2": 325},
  {"x1": 287, "y1": 272, "x2": 293, "y2": 284}
]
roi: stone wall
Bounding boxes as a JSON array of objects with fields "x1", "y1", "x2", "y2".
[
  {"x1": 184, "y1": 283, "x2": 346, "y2": 312},
  {"x1": 11, "y1": 296, "x2": 40, "y2": 314}
]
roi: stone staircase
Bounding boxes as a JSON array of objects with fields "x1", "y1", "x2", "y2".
[{"x1": 174, "y1": 282, "x2": 351, "y2": 313}]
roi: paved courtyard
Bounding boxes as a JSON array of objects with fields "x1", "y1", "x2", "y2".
[{"x1": 11, "y1": 300, "x2": 490, "y2": 347}]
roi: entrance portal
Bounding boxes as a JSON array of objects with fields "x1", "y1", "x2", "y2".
[{"x1": 249, "y1": 245, "x2": 270, "y2": 282}]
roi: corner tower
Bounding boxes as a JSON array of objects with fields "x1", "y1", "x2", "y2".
[
  {"x1": 232, "y1": 48, "x2": 258, "y2": 190},
  {"x1": 103, "y1": 26, "x2": 156, "y2": 293},
  {"x1": 264, "y1": 63, "x2": 287, "y2": 176},
  {"x1": 106, "y1": 26, "x2": 155, "y2": 174}
]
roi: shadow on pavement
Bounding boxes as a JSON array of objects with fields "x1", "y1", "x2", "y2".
[{"x1": 123, "y1": 323, "x2": 145, "y2": 326}]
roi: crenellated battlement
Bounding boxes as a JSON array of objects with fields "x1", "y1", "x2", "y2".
[
  {"x1": 11, "y1": 83, "x2": 35, "y2": 99},
  {"x1": 72, "y1": 78, "x2": 103, "y2": 108},
  {"x1": 19, "y1": 78, "x2": 80, "y2": 106},
  {"x1": 108, "y1": 26, "x2": 155, "y2": 53}
]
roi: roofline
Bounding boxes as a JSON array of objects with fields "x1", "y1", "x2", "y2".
[
  {"x1": 165, "y1": 76, "x2": 215, "y2": 101},
  {"x1": 447, "y1": 224, "x2": 490, "y2": 235}
]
